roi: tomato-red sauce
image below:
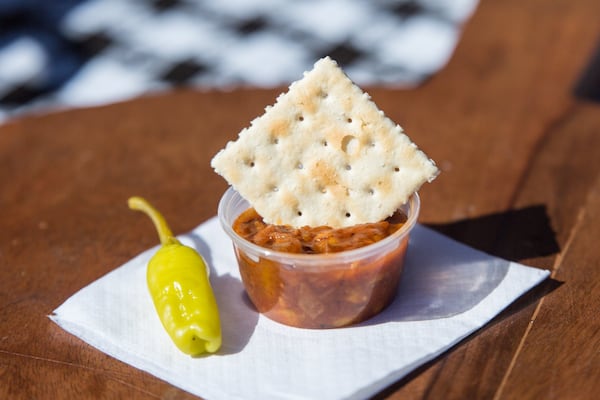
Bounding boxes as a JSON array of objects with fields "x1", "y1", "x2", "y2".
[
  {"x1": 233, "y1": 208, "x2": 406, "y2": 253},
  {"x1": 231, "y1": 208, "x2": 410, "y2": 328}
]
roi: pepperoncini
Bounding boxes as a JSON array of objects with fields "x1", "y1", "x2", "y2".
[{"x1": 128, "y1": 196, "x2": 221, "y2": 355}]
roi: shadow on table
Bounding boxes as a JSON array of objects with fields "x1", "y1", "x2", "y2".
[
  {"x1": 187, "y1": 232, "x2": 259, "y2": 356},
  {"x1": 426, "y1": 204, "x2": 560, "y2": 263},
  {"x1": 574, "y1": 36, "x2": 600, "y2": 102}
]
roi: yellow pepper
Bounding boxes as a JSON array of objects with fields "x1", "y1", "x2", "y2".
[{"x1": 128, "y1": 196, "x2": 221, "y2": 355}]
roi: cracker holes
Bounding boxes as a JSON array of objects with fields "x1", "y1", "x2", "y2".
[
  {"x1": 345, "y1": 164, "x2": 352, "y2": 171},
  {"x1": 366, "y1": 188, "x2": 375, "y2": 195},
  {"x1": 345, "y1": 212, "x2": 351, "y2": 218},
  {"x1": 245, "y1": 159, "x2": 256, "y2": 168},
  {"x1": 296, "y1": 162, "x2": 304, "y2": 170},
  {"x1": 346, "y1": 117, "x2": 353, "y2": 123},
  {"x1": 394, "y1": 166, "x2": 400, "y2": 172},
  {"x1": 341, "y1": 135, "x2": 358, "y2": 154},
  {"x1": 322, "y1": 140, "x2": 328, "y2": 147},
  {"x1": 297, "y1": 211, "x2": 303, "y2": 216},
  {"x1": 271, "y1": 136, "x2": 279, "y2": 145},
  {"x1": 297, "y1": 115, "x2": 305, "y2": 122}
]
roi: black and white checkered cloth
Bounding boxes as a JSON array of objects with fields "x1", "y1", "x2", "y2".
[{"x1": 0, "y1": 0, "x2": 477, "y2": 123}]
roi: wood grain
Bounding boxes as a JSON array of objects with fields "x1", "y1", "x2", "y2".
[
  {"x1": 383, "y1": 0, "x2": 600, "y2": 398},
  {"x1": 0, "y1": 89, "x2": 281, "y2": 399},
  {"x1": 1, "y1": 0, "x2": 600, "y2": 398}
]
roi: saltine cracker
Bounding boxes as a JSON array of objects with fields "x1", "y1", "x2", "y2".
[{"x1": 212, "y1": 57, "x2": 438, "y2": 228}]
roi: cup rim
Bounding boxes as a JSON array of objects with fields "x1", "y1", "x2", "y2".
[{"x1": 217, "y1": 187, "x2": 420, "y2": 264}]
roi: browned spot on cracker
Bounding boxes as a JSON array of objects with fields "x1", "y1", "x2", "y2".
[
  {"x1": 376, "y1": 178, "x2": 392, "y2": 196},
  {"x1": 309, "y1": 160, "x2": 339, "y2": 187},
  {"x1": 270, "y1": 118, "x2": 290, "y2": 137},
  {"x1": 294, "y1": 86, "x2": 324, "y2": 115}
]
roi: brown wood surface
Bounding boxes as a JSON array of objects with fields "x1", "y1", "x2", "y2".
[{"x1": 1, "y1": 0, "x2": 600, "y2": 398}]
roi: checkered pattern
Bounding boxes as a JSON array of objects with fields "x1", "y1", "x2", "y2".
[{"x1": 0, "y1": 0, "x2": 478, "y2": 123}]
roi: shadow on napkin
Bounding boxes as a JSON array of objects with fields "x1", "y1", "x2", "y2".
[
  {"x1": 360, "y1": 224, "x2": 511, "y2": 324},
  {"x1": 366, "y1": 205, "x2": 559, "y2": 323},
  {"x1": 363, "y1": 205, "x2": 559, "y2": 323},
  {"x1": 187, "y1": 232, "x2": 259, "y2": 355}
]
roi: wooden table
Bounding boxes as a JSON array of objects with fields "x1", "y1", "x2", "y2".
[{"x1": 2, "y1": 0, "x2": 599, "y2": 398}]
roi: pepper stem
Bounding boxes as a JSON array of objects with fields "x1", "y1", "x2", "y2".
[{"x1": 128, "y1": 196, "x2": 178, "y2": 245}]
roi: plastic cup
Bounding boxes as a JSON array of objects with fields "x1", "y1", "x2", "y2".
[{"x1": 217, "y1": 187, "x2": 420, "y2": 328}]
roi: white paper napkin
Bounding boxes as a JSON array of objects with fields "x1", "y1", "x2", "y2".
[{"x1": 51, "y1": 218, "x2": 549, "y2": 400}]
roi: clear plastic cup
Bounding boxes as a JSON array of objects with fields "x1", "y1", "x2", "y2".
[{"x1": 217, "y1": 187, "x2": 420, "y2": 328}]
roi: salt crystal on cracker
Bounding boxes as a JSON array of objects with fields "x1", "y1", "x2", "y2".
[{"x1": 211, "y1": 57, "x2": 438, "y2": 228}]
